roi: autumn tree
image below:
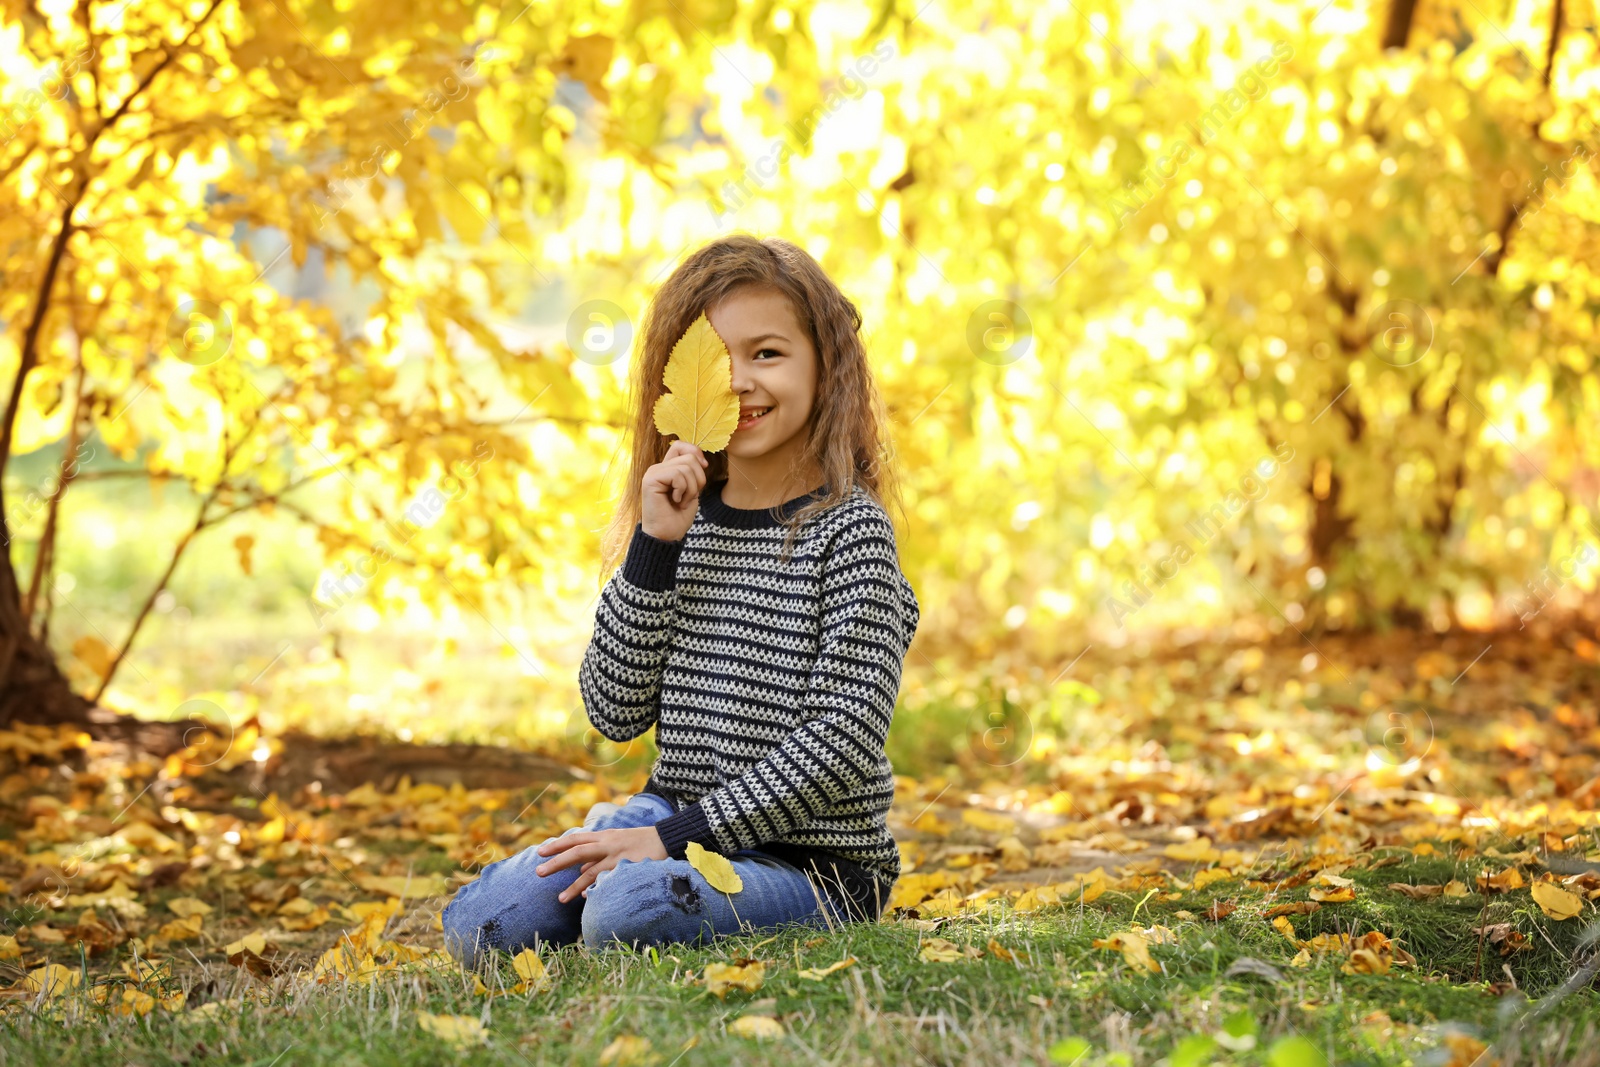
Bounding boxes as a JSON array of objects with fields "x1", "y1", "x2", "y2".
[
  {"x1": 2, "y1": 0, "x2": 1597, "y2": 731},
  {"x1": 0, "y1": 0, "x2": 824, "y2": 725}
]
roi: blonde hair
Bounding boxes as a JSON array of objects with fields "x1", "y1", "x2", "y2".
[{"x1": 598, "y1": 233, "x2": 904, "y2": 579}]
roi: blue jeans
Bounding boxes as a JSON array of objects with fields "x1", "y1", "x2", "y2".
[{"x1": 440, "y1": 792, "x2": 850, "y2": 966}]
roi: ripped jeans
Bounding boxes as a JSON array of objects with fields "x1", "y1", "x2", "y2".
[{"x1": 440, "y1": 792, "x2": 849, "y2": 967}]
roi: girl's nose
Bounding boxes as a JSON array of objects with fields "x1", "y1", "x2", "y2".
[{"x1": 728, "y1": 356, "x2": 751, "y2": 394}]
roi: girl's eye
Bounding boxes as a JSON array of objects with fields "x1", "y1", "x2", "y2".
[{"x1": 754, "y1": 348, "x2": 782, "y2": 361}]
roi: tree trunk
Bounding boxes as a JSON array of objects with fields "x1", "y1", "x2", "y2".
[
  {"x1": 1382, "y1": 0, "x2": 1418, "y2": 49},
  {"x1": 0, "y1": 562, "x2": 93, "y2": 727}
]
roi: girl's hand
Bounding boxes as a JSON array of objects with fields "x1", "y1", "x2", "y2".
[
  {"x1": 641, "y1": 441, "x2": 709, "y2": 541},
  {"x1": 533, "y1": 825, "x2": 669, "y2": 903}
]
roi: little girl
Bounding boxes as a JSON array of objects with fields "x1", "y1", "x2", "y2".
[{"x1": 441, "y1": 234, "x2": 919, "y2": 964}]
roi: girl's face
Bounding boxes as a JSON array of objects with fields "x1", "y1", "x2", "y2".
[{"x1": 707, "y1": 285, "x2": 821, "y2": 497}]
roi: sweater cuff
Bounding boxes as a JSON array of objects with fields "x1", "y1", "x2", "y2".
[
  {"x1": 621, "y1": 523, "x2": 683, "y2": 591},
  {"x1": 652, "y1": 799, "x2": 717, "y2": 860}
]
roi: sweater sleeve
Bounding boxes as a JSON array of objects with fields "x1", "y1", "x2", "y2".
[
  {"x1": 578, "y1": 524, "x2": 684, "y2": 743},
  {"x1": 651, "y1": 513, "x2": 918, "y2": 858}
]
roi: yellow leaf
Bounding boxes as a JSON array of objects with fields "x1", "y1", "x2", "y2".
[
  {"x1": 598, "y1": 1033, "x2": 659, "y2": 1065},
  {"x1": 1388, "y1": 883, "x2": 1444, "y2": 899},
  {"x1": 961, "y1": 809, "x2": 1017, "y2": 833},
  {"x1": 1309, "y1": 886, "x2": 1355, "y2": 903},
  {"x1": 1077, "y1": 879, "x2": 1108, "y2": 904},
  {"x1": 471, "y1": 974, "x2": 502, "y2": 997},
  {"x1": 1011, "y1": 884, "x2": 1059, "y2": 913},
  {"x1": 918, "y1": 936, "x2": 969, "y2": 963},
  {"x1": 224, "y1": 932, "x2": 268, "y2": 956},
  {"x1": 1091, "y1": 931, "x2": 1161, "y2": 974},
  {"x1": 281, "y1": 904, "x2": 332, "y2": 932},
  {"x1": 701, "y1": 959, "x2": 765, "y2": 997},
  {"x1": 1443, "y1": 1034, "x2": 1496, "y2": 1067},
  {"x1": 555, "y1": 35, "x2": 616, "y2": 106},
  {"x1": 1193, "y1": 868, "x2": 1234, "y2": 890},
  {"x1": 167, "y1": 897, "x2": 214, "y2": 918},
  {"x1": 652, "y1": 313, "x2": 741, "y2": 452},
  {"x1": 986, "y1": 938, "x2": 1032, "y2": 964},
  {"x1": 796, "y1": 956, "x2": 858, "y2": 980},
  {"x1": 1342, "y1": 948, "x2": 1391, "y2": 975},
  {"x1": 353, "y1": 873, "x2": 450, "y2": 898},
  {"x1": 114, "y1": 988, "x2": 159, "y2": 1016},
  {"x1": 155, "y1": 913, "x2": 205, "y2": 942},
  {"x1": 1139, "y1": 924, "x2": 1178, "y2": 945},
  {"x1": 727, "y1": 1015, "x2": 785, "y2": 1039},
  {"x1": 997, "y1": 836, "x2": 1032, "y2": 871},
  {"x1": 1302, "y1": 933, "x2": 1354, "y2": 955},
  {"x1": 234, "y1": 534, "x2": 255, "y2": 576},
  {"x1": 20, "y1": 963, "x2": 80, "y2": 999},
  {"x1": 1163, "y1": 838, "x2": 1222, "y2": 863},
  {"x1": 1478, "y1": 867, "x2": 1525, "y2": 892},
  {"x1": 685, "y1": 841, "x2": 743, "y2": 894},
  {"x1": 511, "y1": 947, "x2": 554, "y2": 993},
  {"x1": 416, "y1": 1012, "x2": 486, "y2": 1048},
  {"x1": 1272, "y1": 916, "x2": 1298, "y2": 941},
  {"x1": 1531, "y1": 881, "x2": 1584, "y2": 921},
  {"x1": 72, "y1": 635, "x2": 115, "y2": 680},
  {"x1": 0, "y1": 935, "x2": 20, "y2": 960}
]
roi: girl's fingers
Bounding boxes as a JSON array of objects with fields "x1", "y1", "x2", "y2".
[
  {"x1": 537, "y1": 841, "x2": 598, "y2": 876},
  {"x1": 538, "y1": 832, "x2": 589, "y2": 855},
  {"x1": 562, "y1": 863, "x2": 606, "y2": 902}
]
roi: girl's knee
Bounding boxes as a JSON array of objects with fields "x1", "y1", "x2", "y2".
[
  {"x1": 580, "y1": 860, "x2": 702, "y2": 951},
  {"x1": 440, "y1": 894, "x2": 487, "y2": 967}
]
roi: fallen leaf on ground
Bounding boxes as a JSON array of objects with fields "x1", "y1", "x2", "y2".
[
  {"x1": 727, "y1": 1015, "x2": 784, "y2": 1039},
  {"x1": 511, "y1": 947, "x2": 553, "y2": 993},
  {"x1": 1530, "y1": 881, "x2": 1584, "y2": 920},
  {"x1": 416, "y1": 1012, "x2": 486, "y2": 1048},
  {"x1": 918, "y1": 937, "x2": 973, "y2": 963},
  {"x1": 701, "y1": 959, "x2": 765, "y2": 997},
  {"x1": 598, "y1": 1034, "x2": 659, "y2": 1066},
  {"x1": 796, "y1": 957, "x2": 857, "y2": 980},
  {"x1": 1091, "y1": 931, "x2": 1160, "y2": 974},
  {"x1": 17, "y1": 964, "x2": 80, "y2": 999}
]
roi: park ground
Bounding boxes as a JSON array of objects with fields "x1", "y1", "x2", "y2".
[{"x1": 2, "y1": 626, "x2": 1600, "y2": 1065}]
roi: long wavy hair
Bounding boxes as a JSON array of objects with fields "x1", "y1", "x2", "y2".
[{"x1": 597, "y1": 234, "x2": 905, "y2": 580}]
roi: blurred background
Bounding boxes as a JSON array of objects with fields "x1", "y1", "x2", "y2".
[{"x1": 1, "y1": 0, "x2": 1597, "y2": 790}]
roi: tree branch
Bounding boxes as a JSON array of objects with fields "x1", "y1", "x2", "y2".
[
  {"x1": 22, "y1": 335, "x2": 91, "y2": 625},
  {"x1": 91, "y1": 376, "x2": 287, "y2": 703}
]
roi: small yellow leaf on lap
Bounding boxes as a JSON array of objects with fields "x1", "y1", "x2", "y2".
[{"x1": 686, "y1": 841, "x2": 743, "y2": 894}]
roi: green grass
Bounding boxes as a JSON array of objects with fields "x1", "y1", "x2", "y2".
[{"x1": 6, "y1": 852, "x2": 1599, "y2": 1067}]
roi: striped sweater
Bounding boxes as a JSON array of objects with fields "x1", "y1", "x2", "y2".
[{"x1": 578, "y1": 477, "x2": 919, "y2": 921}]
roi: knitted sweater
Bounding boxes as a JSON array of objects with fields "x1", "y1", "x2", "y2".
[{"x1": 578, "y1": 478, "x2": 919, "y2": 921}]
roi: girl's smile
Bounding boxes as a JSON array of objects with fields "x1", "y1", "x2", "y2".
[{"x1": 735, "y1": 405, "x2": 774, "y2": 431}]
